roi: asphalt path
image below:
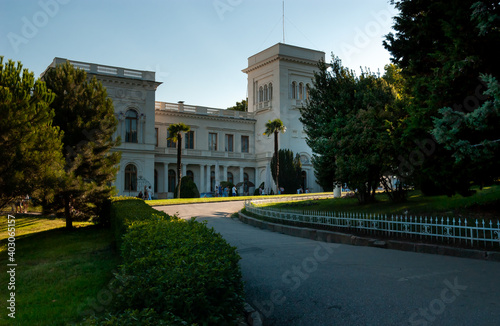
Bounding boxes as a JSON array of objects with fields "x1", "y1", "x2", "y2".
[{"x1": 156, "y1": 201, "x2": 500, "y2": 326}]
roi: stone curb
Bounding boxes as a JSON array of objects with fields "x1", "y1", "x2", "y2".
[{"x1": 238, "y1": 212, "x2": 500, "y2": 263}]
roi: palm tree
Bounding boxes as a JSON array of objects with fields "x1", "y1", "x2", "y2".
[
  {"x1": 264, "y1": 119, "x2": 286, "y2": 194},
  {"x1": 167, "y1": 123, "x2": 190, "y2": 198}
]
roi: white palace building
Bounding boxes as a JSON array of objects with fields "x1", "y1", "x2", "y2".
[{"x1": 48, "y1": 43, "x2": 325, "y2": 198}]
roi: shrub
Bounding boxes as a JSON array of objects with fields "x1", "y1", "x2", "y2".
[
  {"x1": 106, "y1": 198, "x2": 245, "y2": 325},
  {"x1": 111, "y1": 218, "x2": 244, "y2": 325},
  {"x1": 175, "y1": 176, "x2": 200, "y2": 198},
  {"x1": 109, "y1": 197, "x2": 172, "y2": 249}
]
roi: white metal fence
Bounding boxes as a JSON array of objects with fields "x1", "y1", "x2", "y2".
[{"x1": 245, "y1": 199, "x2": 500, "y2": 248}]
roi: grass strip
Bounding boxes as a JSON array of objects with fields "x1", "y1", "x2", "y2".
[{"x1": 0, "y1": 216, "x2": 119, "y2": 326}]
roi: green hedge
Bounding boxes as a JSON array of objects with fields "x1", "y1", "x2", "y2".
[
  {"x1": 99, "y1": 197, "x2": 244, "y2": 325},
  {"x1": 109, "y1": 197, "x2": 171, "y2": 248},
  {"x1": 175, "y1": 176, "x2": 201, "y2": 198}
]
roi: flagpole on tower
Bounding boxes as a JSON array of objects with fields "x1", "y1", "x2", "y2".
[{"x1": 282, "y1": 0, "x2": 285, "y2": 43}]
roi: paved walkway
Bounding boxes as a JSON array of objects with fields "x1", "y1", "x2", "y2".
[{"x1": 157, "y1": 202, "x2": 500, "y2": 326}]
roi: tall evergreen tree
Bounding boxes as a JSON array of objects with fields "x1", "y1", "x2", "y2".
[
  {"x1": 300, "y1": 57, "x2": 400, "y2": 203},
  {"x1": 0, "y1": 57, "x2": 63, "y2": 210},
  {"x1": 43, "y1": 62, "x2": 121, "y2": 228},
  {"x1": 167, "y1": 123, "x2": 190, "y2": 199},
  {"x1": 270, "y1": 149, "x2": 302, "y2": 194},
  {"x1": 384, "y1": 0, "x2": 500, "y2": 195}
]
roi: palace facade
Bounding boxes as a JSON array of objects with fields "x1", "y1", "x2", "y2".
[{"x1": 47, "y1": 43, "x2": 325, "y2": 198}]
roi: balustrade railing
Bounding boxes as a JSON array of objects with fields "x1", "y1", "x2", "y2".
[{"x1": 245, "y1": 199, "x2": 500, "y2": 248}]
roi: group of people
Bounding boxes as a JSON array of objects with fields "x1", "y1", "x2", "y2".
[
  {"x1": 137, "y1": 186, "x2": 153, "y2": 200},
  {"x1": 215, "y1": 185, "x2": 237, "y2": 197},
  {"x1": 297, "y1": 187, "x2": 309, "y2": 194},
  {"x1": 13, "y1": 195, "x2": 30, "y2": 214}
]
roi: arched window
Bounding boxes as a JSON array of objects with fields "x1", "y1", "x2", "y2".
[
  {"x1": 168, "y1": 169, "x2": 176, "y2": 193},
  {"x1": 291, "y1": 81, "x2": 297, "y2": 99},
  {"x1": 244, "y1": 172, "x2": 249, "y2": 182},
  {"x1": 125, "y1": 110, "x2": 138, "y2": 143},
  {"x1": 301, "y1": 171, "x2": 307, "y2": 190},
  {"x1": 125, "y1": 164, "x2": 137, "y2": 191},
  {"x1": 306, "y1": 84, "x2": 310, "y2": 100},
  {"x1": 210, "y1": 171, "x2": 215, "y2": 192},
  {"x1": 187, "y1": 170, "x2": 194, "y2": 181},
  {"x1": 264, "y1": 84, "x2": 268, "y2": 101},
  {"x1": 299, "y1": 82, "x2": 304, "y2": 100},
  {"x1": 227, "y1": 172, "x2": 234, "y2": 184},
  {"x1": 268, "y1": 83, "x2": 273, "y2": 101},
  {"x1": 259, "y1": 86, "x2": 264, "y2": 103}
]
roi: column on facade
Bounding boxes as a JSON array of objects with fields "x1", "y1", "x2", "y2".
[
  {"x1": 182, "y1": 163, "x2": 186, "y2": 179},
  {"x1": 223, "y1": 165, "x2": 228, "y2": 182},
  {"x1": 206, "y1": 165, "x2": 211, "y2": 193},
  {"x1": 239, "y1": 167, "x2": 244, "y2": 194},
  {"x1": 215, "y1": 161, "x2": 220, "y2": 186},
  {"x1": 199, "y1": 164, "x2": 205, "y2": 195},
  {"x1": 265, "y1": 164, "x2": 272, "y2": 194},
  {"x1": 163, "y1": 162, "x2": 169, "y2": 196}
]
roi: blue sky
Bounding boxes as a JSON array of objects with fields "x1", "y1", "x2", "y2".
[{"x1": 1, "y1": 0, "x2": 398, "y2": 109}]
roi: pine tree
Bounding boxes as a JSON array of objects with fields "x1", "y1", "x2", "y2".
[
  {"x1": 43, "y1": 61, "x2": 121, "y2": 228},
  {"x1": 0, "y1": 57, "x2": 63, "y2": 210}
]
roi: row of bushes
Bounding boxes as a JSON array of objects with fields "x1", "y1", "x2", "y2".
[{"x1": 84, "y1": 197, "x2": 244, "y2": 325}]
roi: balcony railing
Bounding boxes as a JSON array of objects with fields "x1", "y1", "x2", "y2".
[{"x1": 155, "y1": 101, "x2": 255, "y2": 119}]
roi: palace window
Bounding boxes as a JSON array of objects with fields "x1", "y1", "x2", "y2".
[
  {"x1": 264, "y1": 84, "x2": 268, "y2": 101},
  {"x1": 187, "y1": 170, "x2": 194, "y2": 181},
  {"x1": 124, "y1": 164, "x2": 137, "y2": 191},
  {"x1": 185, "y1": 131, "x2": 194, "y2": 149},
  {"x1": 269, "y1": 83, "x2": 273, "y2": 101},
  {"x1": 209, "y1": 132, "x2": 218, "y2": 151},
  {"x1": 167, "y1": 130, "x2": 176, "y2": 148},
  {"x1": 125, "y1": 110, "x2": 138, "y2": 143},
  {"x1": 227, "y1": 172, "x2": 234, "y2": 184},
  {"x1": 259, "y1": 86, "x2": 264, "y2": 103},
  {"x1": 155, "y1": 128, "x2": 158, "y2": 147},
  {"x1": 299, "y1": 82, "x2": 304, "y2": 100},
  {"x1": 241, "y1": 135, "x2": 249, "y2": 153},
  {"x1": 306, "y1": 84, "x2": 310, "y2": 100},
  {"x1": 225, "y1": 134, "x2": 234, "y2": 152}
]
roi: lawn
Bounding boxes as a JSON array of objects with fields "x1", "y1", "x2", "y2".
[
  {"x1": 258, "y1": 185, "x2": 500, "y2": 220},
  {"x1": 145, "y1": 192, "x2": 330, "y2": 206},
  {"x1": 0, "y1": 215, "x2": 119, "y2": 326}
]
